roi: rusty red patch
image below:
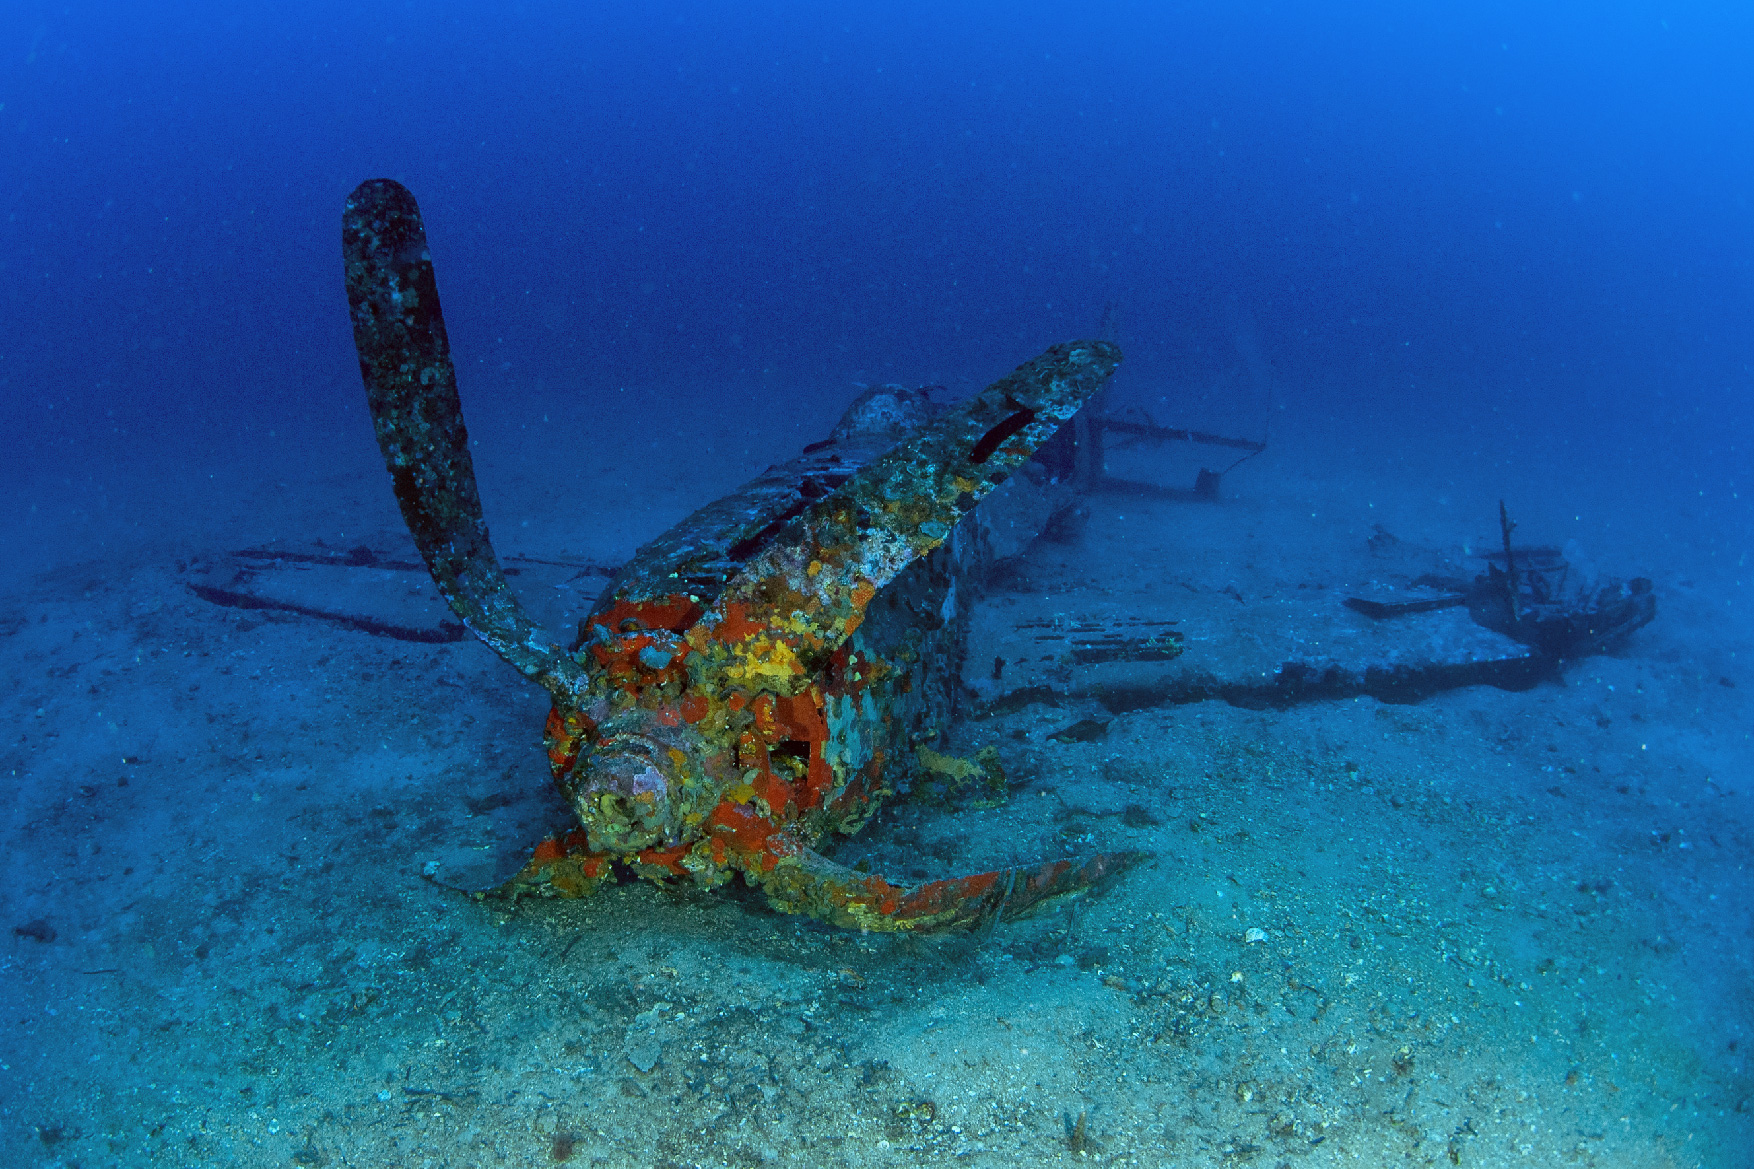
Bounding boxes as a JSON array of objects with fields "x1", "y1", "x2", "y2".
[
  {"x1": 774, "y1": 691, "x2": 827, "y2": 741},
  {"x1": 544, "y1": 706, "x2": 587, "y2": 775},
  {"x1": 714, "y1": 601, "x2": 763, "y2": 643},
  {"x1": 798, "y1": 744, "x2": 834, "y2": 810},
  {"x1": 750, "y1": 768, "x2": 794, "y2": 815},
  {"x1": 707, "y1": 800, "x2": 780, "y2": 856},
  {"x1": 589, "y1": 595, "x2": 702, "y2": 635},
  {"x1": 634, "y1": 843, "x2": 690, "y2": 874},
  {"x1": 749, "y1": 694, "x2": 777, "y2": 738}
]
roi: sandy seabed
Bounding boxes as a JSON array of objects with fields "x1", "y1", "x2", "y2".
[{"x1": 1, "y1": 384, "x2": 1749, "y2": 1169}]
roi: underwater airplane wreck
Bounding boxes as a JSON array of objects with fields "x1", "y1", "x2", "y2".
[
  {"x1": 325, "y1": 180, "x2": 1656, "y2": 932},
  {"x1": 341, "y1": 179, "x2": 1142, "y2": 931}
]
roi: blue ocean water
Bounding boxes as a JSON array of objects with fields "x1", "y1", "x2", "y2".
[
  {"x1": 2, "y1": 3, "x2": 1751, "y2": 1165},
  {"x1": 5, "y1": 2, "x2": 1749, "y2": 498}
]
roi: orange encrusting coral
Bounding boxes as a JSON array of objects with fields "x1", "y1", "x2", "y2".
[
  {"x1": 749, "y1": 769, "x2": 794, "y2": 816},
  {"x1": 632, "y1": 843, "x2": 691, "y2": 876},
  {"x1": 515, "y1": 830, "x2": 612, "y2": 898},
  {"x1": 587, "y1": 595, "x2": 703, "y2": 635},
  {"x1": 544, "y1": 707, "x2": 591, "y2": 776},
  {"x1": 706, "y1": 801, "x2": 797, "y2": 872},
  {"x1": 711, "y1": 601, "x2": 764, "y2": 644}
]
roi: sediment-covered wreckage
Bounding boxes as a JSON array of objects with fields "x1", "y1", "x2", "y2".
[
  {"x1": 339, "y1": 179, "x2": 1141, "y2": 931},
  {"x1": 188, "y1": 179, "x2": 1656, "y2": 931}
]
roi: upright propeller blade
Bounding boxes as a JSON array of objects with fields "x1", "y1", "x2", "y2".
[{"x1": 343, "y1": 178, "x2": 586, "y2": 703}]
